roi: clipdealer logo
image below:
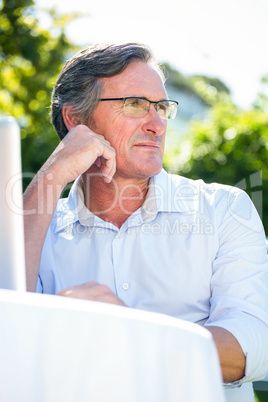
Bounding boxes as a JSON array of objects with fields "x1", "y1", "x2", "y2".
[
  {"x1": 68, "y1": 218, "x2": 214, "y2": 238},
  {"x1": 227, "y1": 170, "x2": 264, "y2": 232},
  {"x1": 235, "y1": 171, "x2": 263, "y2": 220}
]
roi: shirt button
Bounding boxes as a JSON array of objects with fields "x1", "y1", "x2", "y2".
[{"x1": 122, "y1": 283, "x2": 129, "y2": 290}]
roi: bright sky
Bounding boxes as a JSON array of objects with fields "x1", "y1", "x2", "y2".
[{"x1": 36, "y1": 0, "x2": 268, "y2": 108}]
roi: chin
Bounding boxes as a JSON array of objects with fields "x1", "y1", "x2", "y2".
[
  {"x1": 116, "y1": 157, "x2": 163, "y2": 180},
  {"x1": 135, "y1": 164, "x2": 163, "y2": 179}
]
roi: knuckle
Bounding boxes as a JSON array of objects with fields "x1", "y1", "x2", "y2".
[
  {"x1": 88, "y1": 281, "x2": 98, "y2": 287},
  {"x1": 88, "y1": 135, "x2": 98, "y2": 145},
  {"x1": 74, "y1": 124, "x2": 88, "y2": 134},
  {"x1": 75, "y1": 124, "x2": 84, "y2": 130},
  {"x1": 98, "y1": 284, "x2": 111, "y2": 294}
]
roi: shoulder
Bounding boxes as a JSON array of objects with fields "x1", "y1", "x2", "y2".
[
  {"x1": 156, "y1": 169, "x2": 245, "y2": 203},
  {"x1": 155, "y1": 170, "x2": 262, "y2": 231}
]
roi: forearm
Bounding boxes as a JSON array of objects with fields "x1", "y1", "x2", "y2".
[
  {"x1": 205, "y1": 326, "x2": 246, "y2": 383},
  {"x1": 23, "y1": 126, "x2": 117, "y2": 292},
  {"x1": 23, "y1": 166, "x2": 65, "y2": 292}
]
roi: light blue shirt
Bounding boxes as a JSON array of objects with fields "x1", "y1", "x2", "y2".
[{"x1": 38, "y1": 169, "x2": 268, "y2": 385}]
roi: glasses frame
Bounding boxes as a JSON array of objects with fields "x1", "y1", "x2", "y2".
[{"x1": 99, "y1": 97, "x2": 178, "y2": 120}]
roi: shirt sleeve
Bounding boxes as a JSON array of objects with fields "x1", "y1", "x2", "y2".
[{"x1": 204, "y1": 187, "x2": 268, "y2": 385}]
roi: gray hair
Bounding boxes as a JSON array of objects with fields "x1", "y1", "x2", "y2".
[{"x1": 51, "y1": 42, "x2": 165, "y2": 139}]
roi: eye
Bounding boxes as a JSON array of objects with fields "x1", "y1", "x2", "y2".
[
  {"x1": 127, "y1": 98, "x2": 147, "y2": 108},
  {"x1": 158, "y1": 101, "x2": 168, "y2": 112}
]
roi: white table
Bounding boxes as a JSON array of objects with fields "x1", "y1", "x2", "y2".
[{"x1": 0, "y1": 289, "x2": 226, "y2": 402}]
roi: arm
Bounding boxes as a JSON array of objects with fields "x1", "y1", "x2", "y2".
[
  {"x1": 24, "y1": 125, "x2": 116, "y2": 292},
  {"x1": 206, "y1": 326, "x2": 246, "y2": 382},
  {"x1": 205, "y1": 187, "x2": 268, "y2": 384}
]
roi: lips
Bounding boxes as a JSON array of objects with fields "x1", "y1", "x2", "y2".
[{"x1": 134, "y1": 141, "x2": 160, "y2": 148}]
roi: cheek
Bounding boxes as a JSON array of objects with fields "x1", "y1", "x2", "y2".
[
  {"x1": 161, "y1": 134, "x2": 166, "y2": 151},
  {"x1": 108, "y1": 119, "x2": 139, "y2": 153}
]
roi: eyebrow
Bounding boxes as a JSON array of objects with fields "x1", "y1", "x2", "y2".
[{"x1": 100, "y1": 96, "x2": 170, "y2": 101}]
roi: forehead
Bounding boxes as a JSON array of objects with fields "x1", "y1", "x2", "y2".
[{"x1": 100, "y1": 61, "x2": 167, "y2": 99}]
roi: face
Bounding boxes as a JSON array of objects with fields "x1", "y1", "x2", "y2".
[{"x1": 90, "y1": 61, "x2": 168, "y2": 181}]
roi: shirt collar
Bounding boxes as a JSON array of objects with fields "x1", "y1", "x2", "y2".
[
  {"x1": 143, "y1": 169, "x2": 200, "y2": 216},
  {"x1": 54, "y1": 176, "x2": 86, "y2": 233},
  {"x1": 55, "y1": 169, "x2": 200, "y2": 233}
]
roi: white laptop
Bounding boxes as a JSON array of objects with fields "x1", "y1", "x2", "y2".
[{"x1": 0, "y1": 116, "x2": 26, "y2": 291}]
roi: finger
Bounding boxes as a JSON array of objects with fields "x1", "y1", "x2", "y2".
[
  {"x1": 58, "y1": 282, "x2": 108, "y2": 298},
  {"x1": 95, "y1": 157, "x2": 102, "y2": 168},
  {"x1": 101, "y1": 161, "x2": 116, "y2": 183},
  {"x1": 58, "y1": 281, "x2": 98, "y2": 295},
  {"x1": 99, "y1": 148, "x2": 116, "y2": 183}
]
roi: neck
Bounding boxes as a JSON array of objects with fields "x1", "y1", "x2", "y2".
[{"x1": 82, "y1": 169, "x2": 150, "y2": 228}]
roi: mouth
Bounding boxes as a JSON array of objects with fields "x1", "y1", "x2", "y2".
[{"x1": 134, "y1": 142, "x2": 161, "y2": 149}]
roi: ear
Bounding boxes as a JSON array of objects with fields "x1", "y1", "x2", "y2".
[{"x1": 62, "y1": 104, "x2": 80, "y2": 131}]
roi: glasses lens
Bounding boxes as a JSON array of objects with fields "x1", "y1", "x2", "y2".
[
  {"x1": 157, "y1": 101, "x2": 177, "y2": 120},
  {"x1": 124, "y1": 98, "x2": 149, "y2": 117}
]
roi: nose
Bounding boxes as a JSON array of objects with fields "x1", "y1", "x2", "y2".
[{"x1": 142, "y1": 104, "x2": 166, "y2": 136}]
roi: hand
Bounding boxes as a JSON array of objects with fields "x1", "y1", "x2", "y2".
[
  {"x1": 58, "y1": 281, "x2": 127, "y2": 307},
  {"x1": 46, "y1": 124, "x2": 116, "y2": 185}
]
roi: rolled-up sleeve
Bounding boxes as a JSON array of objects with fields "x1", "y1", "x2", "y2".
[{"x1": 205, "y1": 188, "x2": 268, "y2": 384}]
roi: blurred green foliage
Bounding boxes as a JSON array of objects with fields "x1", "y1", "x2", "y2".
[
  {"x1": 164, "y1": 85, "x2": 268, "y2": 233},
  {"x1": 162, "y1": 62, "x2": 204, "y2": 99},
  {"x1": 254, "y1": 390, "x2": 268, "y2": 402},
  {"x1": 162, "y1": 62, "x2": 230, "y2": 105},
  {"x1": 0, "y1": 0, "x2": 77, "y2": 176}
]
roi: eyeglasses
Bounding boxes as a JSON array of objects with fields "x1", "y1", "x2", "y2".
[{"x1": 99, "y1": 97, "x2": 178, "y2": 120}]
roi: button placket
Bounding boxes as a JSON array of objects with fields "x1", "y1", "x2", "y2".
[
  {"x1": 122, "y1": 283, "x2": 129, "y2": 290},
  {"x1": 111, "y1": 231, "x2": 131, "y2": 301}
]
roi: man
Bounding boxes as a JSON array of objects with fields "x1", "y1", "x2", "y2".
[{"x1": 24, "y1": 42, "x2": 268, "y2": 400}]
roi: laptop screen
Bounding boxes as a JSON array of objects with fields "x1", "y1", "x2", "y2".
[{"x1": 0, "y1": 116, "x2": 26, "y2": 291}]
